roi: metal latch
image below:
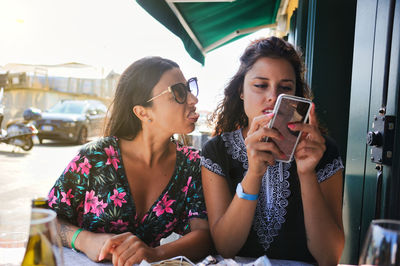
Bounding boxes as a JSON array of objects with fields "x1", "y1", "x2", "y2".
[{"x1": 367, "y1": 115, "x2": 396, "y2": 165}]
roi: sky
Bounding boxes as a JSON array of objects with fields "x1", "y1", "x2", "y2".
[{"x1": 0, "y1": 0, "x2": 271, "y2": 112}]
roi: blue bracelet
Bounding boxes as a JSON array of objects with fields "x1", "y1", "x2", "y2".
[{"x1": 236, "y1": 182, "x2": 259, "y2": 200}]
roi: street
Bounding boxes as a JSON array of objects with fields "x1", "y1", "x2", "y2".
[{"x1": 0, "y1": 139, "x2": 83, "y2": 214}]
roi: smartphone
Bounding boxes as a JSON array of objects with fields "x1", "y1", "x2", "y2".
[{"x1": 265, "y1": 94, "x2": 312, "y2": 163}]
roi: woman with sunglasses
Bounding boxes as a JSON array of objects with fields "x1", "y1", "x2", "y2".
[{"x1": 47, "y1": 57, "x2": 212, "y2": 264}]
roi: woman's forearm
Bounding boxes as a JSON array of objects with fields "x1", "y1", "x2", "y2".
[
  {"x1": 209, "y1": 173, "x2": 262, "y2": 257},
  {"x1": 299, "y1": 173, "x2": 344, "y2": 266},
  {"x1": 55, "y1": 218, "x2": 78, "y2": 248},
  {"x1": 55, "y1": 218, "x2": 114, "y2": 262},
  {"x1": 155, "y1": 229, "x2": 213, "y2": 262}
]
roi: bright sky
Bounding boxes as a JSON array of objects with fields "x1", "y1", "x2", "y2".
[{"x1": 0, "y1": 0, "x2": 271, "y2": 112}]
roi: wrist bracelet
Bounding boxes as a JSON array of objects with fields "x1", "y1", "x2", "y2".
[
  {"x1": 236, "y1": 182, "x2": 259, "y2": 200},
  {"x1": 71, "y1": 228, "x2": 84, "y2": 252}
]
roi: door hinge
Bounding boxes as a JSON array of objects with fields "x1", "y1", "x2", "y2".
[{"x1": 367, "y1": 115, "x2": 396, "y2": 165}]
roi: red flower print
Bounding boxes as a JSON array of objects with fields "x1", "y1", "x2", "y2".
[
  {"x1": 48, "y1": 188, "x2": 57, "y2": 208},
  {"x1": 61, "y1": 189, "x2": 74, "y2": 206},
  {"x1": 181, "y1": 176, "x2": 192, "y2": 197},
  {"x1": 63, "y1": 155, "x2": 80, "y2": 174},
  {"x1": 153, "y1": 193, "x2": 175, "y2": 217},
  {"x1": 110, "y1": 189, "x2": 127, "y2": 207},
  {"x1": 105, "y1": 145, "x2": 120, "y2": 170},
  {"x1": 91, "y1": 199, "x2": 108, "y2": 216},
  {"x1": 84, "y1": 190, "x2": 98, "y2": 214},
  {"x1": 110, "y1": 219, "x2": 128, "y2": 231},
  {"x1": 77, "y1": 157, "x2": 92, "y2": 175}
]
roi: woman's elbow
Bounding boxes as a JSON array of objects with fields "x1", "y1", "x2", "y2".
[{"x1": 315, "y1": 233, "x2": 345, "y2": 266}]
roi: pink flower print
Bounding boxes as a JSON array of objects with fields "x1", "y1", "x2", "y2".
[
  {"x1": 110, "y1": 219, "x2": 128, "y2": 232},
  {"x1": 61, "y1": 189, "x2": 74, "y2": 206},
  {"x1": 181, "y1": 176, "x2": 192, "y2": 197},
  {"x1": 77, "y1": 157, "x2": 92, "y2": 175},
  {"x1": 91, "y1": 199, "x2": 108, "y2": 217},
  {"x1": 188, "y1": 210, "x2": 199, "y2": 217},
  {"x1": 188, "y1": 150, "x2": 200, "y2": 161},
  {"x1": 177, "y1": 145, "x2": 189, "y2": 154},
  {"x1": 105, "y1": 145, "x2": 120, "y2": 170},
  {"x1": 84, "y1": 190, "x2": 99, "y2": 214},
  {"x1": 48, "y1": 188, "x2": 57, "y2": 207},
  {"x1": 64, "y1": 155, "x2": 80, "y2": 174},
  {"x1": 110, "y1": 189, "x2": 127, "y2": 207},
  {"x1": 153, "y1": 193, "x2": 176, "y2": 217},
  {"x1": 141, "y1": 213, "x2": 148, "y2": 223}
]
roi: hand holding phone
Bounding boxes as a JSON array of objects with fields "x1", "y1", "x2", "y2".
[{"x1": 265, "y1": 94, "x2": 312, "y2": 163}]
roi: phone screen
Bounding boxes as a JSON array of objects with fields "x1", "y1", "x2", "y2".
[{"x1": 268, "y1": 95, "x2": 311, "y2": 162}]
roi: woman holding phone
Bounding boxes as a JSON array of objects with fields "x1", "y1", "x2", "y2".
[
  {"x1": 48, "y1": 56, "x2": 212, "y2": 265},
  {"x1": 201, "y1": 37, "x2": 344, "y2": 265}
]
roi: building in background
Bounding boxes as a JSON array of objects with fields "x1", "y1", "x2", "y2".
[{"x1": 0, "y1": 63, "x2": 119, "y2": 128}]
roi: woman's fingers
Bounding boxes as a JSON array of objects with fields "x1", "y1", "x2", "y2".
[
  {"x1": 98, "y1": 232, "x2": 132, "y2": 261},
  {"x1": 309, "y1": 102, "x2": 318, "y2": 126},
  {"x1": 248, "y1": 149, "x2": 276, "y2": 166},
  {"x1": 112, "y1": 235, "x2": 141, "y2": 264},
  {"x1": 246, "y1": 126, "x2": 283, "y2": 144},
  {"x1": 248, "y1": 113, "x2": 274, "y2": 135},
  {"x1": 288, "y1": 122, "x2": 324, "y2": 143},
  {"x1": 251, "y1": 141, "x2": 285, "y2": 160}
]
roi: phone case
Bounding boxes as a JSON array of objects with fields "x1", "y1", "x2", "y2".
[{"x1": 265, "y1": 94, "x2": 312, "y2": 163}]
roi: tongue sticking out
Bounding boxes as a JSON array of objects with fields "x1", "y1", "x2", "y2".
[{"x1": 188, "y1": 112, "x2": 200, "y2": 120}]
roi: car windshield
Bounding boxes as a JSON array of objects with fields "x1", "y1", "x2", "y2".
[{"x1": 47, "y1": 101, "x2": 86, "y2": 114}]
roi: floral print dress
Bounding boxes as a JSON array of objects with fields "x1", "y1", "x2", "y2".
[{"x1": 48, "y1": 136, "x2": 207, "y2": 247}]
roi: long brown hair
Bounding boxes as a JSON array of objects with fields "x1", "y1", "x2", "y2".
[
  {"x1": 211, "y1": 36, "x2": 311, "y2": 136},
  {"x1": 104, "y1": 56, "x2": 179, "y2": 140}
]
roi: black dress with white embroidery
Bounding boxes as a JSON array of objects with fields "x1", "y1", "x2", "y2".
[{"x1": 201, "y1": 129, "x2": 344, "y2": 262}]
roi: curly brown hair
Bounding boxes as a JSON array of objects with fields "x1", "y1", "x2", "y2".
[{"x1": 211, "y1": 36, "x2": 312, "y2": 136}]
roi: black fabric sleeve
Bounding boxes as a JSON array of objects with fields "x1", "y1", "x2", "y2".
[
  {"x1": 315, "y1": 135, "x2": 344, "y2": 183},
  {"x1": 200, "y1": 135, "x2": 228, "y2": 177}
]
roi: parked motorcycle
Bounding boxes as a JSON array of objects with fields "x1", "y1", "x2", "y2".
[{"x1": 0, "y1": 88, "x2": 40, "y2": 151}]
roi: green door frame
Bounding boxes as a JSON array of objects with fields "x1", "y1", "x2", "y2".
[{"x1": 342, "y1": 0, "x2": 400, "y2": 264}]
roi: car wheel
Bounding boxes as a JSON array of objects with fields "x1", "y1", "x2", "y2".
[{"x1": 76, "y1": 127, "x2": 88, "y2": 145}]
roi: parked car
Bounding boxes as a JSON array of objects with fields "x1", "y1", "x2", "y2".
[{"x1": 35, "y1": 99, "x2": 107, "y2": 144}]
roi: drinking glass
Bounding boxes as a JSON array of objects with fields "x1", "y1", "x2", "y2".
[
  {"x1": 21, "y1": 208, "x2": 64, "y2": 266},
  {"x1": 359, "y1": 219, "x2": 400, "y2": 265},
  {"x1": 0, "y1": 209, "x2": 30, "y2": 266}
]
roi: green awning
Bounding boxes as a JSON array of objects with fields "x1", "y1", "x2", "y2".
[{"x1": 136, "y1": 0, "x2": 282, "y2": 65}]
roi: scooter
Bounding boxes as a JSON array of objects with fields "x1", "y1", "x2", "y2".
[{"x1": 0, "y1": 88, "x2": 40, "y2": 151}]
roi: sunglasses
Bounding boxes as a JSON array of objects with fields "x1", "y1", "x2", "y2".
[{"x1": 147, "y1": 77, "x2": 198, "y2": 104}]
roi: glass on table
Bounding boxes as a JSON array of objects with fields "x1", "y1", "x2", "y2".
[
  {"x1": 0, "y1": 209, "x2": 30, "y2": 266},
  {"x1": 21, "y1": 208, "x2": 64, "y2": 266},
  {"x1": 359, "y1": 219, "x2": 400, "y2": 265}
]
